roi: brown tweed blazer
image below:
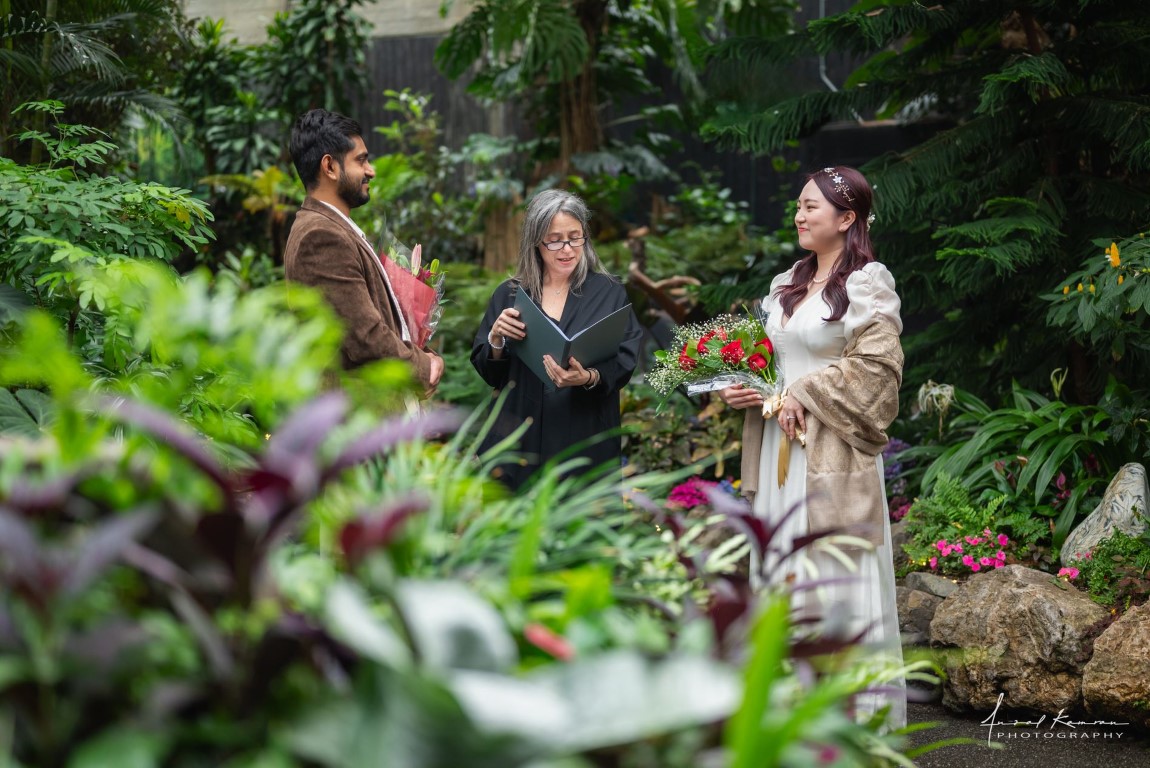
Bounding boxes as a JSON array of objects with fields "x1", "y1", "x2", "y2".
[{"x1": 284, "y1": 197, "x2": 434, "y2": 387}]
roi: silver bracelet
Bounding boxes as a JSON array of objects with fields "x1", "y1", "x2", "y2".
[{"x1": 489, "y1": 333, "x2": 506, "y2": 350}]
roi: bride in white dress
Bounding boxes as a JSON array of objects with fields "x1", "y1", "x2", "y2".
[{"x1": 719, "y1": 166, "x2": 907, "y2": 729}]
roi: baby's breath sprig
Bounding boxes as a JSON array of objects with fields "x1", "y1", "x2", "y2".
[{"x1": 648, "y1": 313, "x2": 779, "y2": 408}]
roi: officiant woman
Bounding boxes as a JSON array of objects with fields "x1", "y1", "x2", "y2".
[{"x1": 471, "y1": 189, "x2": 642, "y2": 490}]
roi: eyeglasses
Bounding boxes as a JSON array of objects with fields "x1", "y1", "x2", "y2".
[{"x1": 541, "y1": 237, "x2": 587, "y2": 251}]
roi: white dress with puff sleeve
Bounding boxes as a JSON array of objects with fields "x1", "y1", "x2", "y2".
[{"x1": 755, "y1": 261, "x2": 906, "y2": 729}]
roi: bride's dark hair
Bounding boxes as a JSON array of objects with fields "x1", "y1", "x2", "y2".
[{"x1": 777, "y1": 166, "x2": 875, "y2": 321}]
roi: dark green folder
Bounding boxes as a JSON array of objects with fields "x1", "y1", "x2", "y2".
[{"x1": 511, "y1": 290, "x2": 632, "y2": 390}]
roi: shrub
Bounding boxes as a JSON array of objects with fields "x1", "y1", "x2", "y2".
[
  {"x1": 900, "y1": 473, "x2": 1048, "y2": 575},
  {"x1": 1070, "y1": 531, "x2": 1150, "y2": 610}
]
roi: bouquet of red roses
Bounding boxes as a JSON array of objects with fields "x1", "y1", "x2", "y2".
[
  {"x1": 378, "y1": 237, "x2": 446, "y2": 348},
  {"x1": 648, "y1": 313, "x2": 781, "y2": 408}
]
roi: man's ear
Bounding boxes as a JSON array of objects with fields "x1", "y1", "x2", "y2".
[{"x1": 320, "y1": 153, "x2": 340, "y2": 181}]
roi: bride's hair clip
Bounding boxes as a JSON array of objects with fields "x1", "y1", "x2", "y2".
[
  {"x1": 866, "y1": 211, "x2": 876, "y2": 231},
  {"x1": 823, "y1": 166, "x2": 855, "y2": 203}
]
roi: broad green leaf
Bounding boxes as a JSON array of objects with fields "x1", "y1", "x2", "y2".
[
  {"x1": 0, "y1": 389, "x2": 42, "y2": 437},
  {"x1": 394, "y1": 580, "x2": 517, "y2": 673},
  {"x1": 67, "y1": 727, "x2": 168, "y2": 768}
]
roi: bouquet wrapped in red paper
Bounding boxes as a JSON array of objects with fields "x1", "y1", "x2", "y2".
[
  {"x1": 377, "y1": 237, "x2": 445, "y2": 348},
  {"x1": 648, "y1": 312, "x2": 782, "y2": 410}
]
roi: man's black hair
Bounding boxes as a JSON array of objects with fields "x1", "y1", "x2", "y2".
[{"x1": 289, "y1": 109, "x2": 363, "y2": 190}]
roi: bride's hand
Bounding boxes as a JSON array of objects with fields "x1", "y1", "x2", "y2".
[
  {"x1": 718, "y1": 384, "x2": 764, "y2": 410},
  {"x1": 777, "y1": 394, "x2": 806, "y2": 439}
]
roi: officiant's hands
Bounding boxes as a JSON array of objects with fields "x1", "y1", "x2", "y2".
[
  {"x1": 718, "y1": 384, "x2": 764, "y2": 410},
  {"x1": 490, "y1": 307, "x2": 525, "y2": 342},
  {"x1": 488, "y1": 307, "x2": 524, "y2": 360},
  {"x1": 542, "y1": 355, "x2": 597, "y2": 389}
]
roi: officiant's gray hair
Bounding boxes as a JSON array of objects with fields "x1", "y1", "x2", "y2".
[{"x1": 515, "y1": 189, "x2": 610, "y2": 302}]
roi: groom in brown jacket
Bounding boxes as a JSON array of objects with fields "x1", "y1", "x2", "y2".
[{"x1": 284, "y1": 109, "x2": 443, "y2": 392}]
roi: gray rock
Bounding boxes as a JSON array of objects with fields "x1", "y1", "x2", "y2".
[
  {"x1": 1062, "y1": 463, "x2": 1148, "y2": 566},
  {"x1": 890, "y1": 520, "x2": 910, "y2": 560},
  {"x1": 1082, "y1": 601, "x2": 1150, "y2": 729},
  {"x1": 907, "y1": 590, "x2": 943, "y2": 634},
  {"x1": 897, "y1": 582, "x2": 945, "y2": 638},
  {"x1": 905, "y1": 571, "x2": 958, "y2": 598},
  {"x1": 896, "y1": 585, "x2": 912, "y2": 632},
  {"x1": 901, "y1": 630, "x2": 928, "y2": 647},
  {"x1": 929, "y1": 565, "x2": 1107, "y2": 713}
]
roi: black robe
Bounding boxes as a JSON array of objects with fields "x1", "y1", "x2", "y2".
[{"x1": 471, "y1": 272, "x2": 642, "y2": 490}]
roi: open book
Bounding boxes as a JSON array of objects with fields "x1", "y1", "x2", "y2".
[{"x1": 511, "y1": 289, "x2": 632, "y2": 390}]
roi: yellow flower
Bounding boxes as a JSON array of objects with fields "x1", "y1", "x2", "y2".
[
  {"x1": 1077, "y1": 283, "x2": 1084, "y2": 292},
  {"x1": 1118, "y1": 274, "x2": 1125, "y2": 285},
  {"x1": 1062, "y1": 285, "x2": 1070, "y2": 295},
  {"x1": 1089, "y1": 283, "x2": 1096, "y2": 294},
  {"x1": 1107, "y1": 242, "x2": 1121, "y2": 267}
]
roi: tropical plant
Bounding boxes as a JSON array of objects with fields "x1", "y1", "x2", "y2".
[
  {"x1": 903, "y1": 383, "x2": 1114, "y2": 546},
  {"x1": 1069, "y1": 531, "x2": 1150, "y2": 610},
  {"x1": 171, "y1": 17, "x2": 250, "y2": 177},
  {"x1": 1045, "y1": 234, "x2": 1150, "y2": 387},
  {"x1": 435, "y1": 0, "x2": 794, "y2": 176},
  {"x1": 702, "y1": 0, "x2": 1150, "y2": 404},
  {"x1": 353, "y1": 90, "x2": 488, "y2": 264},
  {"x1": 259, "y1": 0, "x2": 371, "y2": 118},
  {"x1": 200, "y1": 165, "x2": 303, "y2": 262},
  {"x1": 0, "y1": 103, "x2": 214, "y2": 354},
  {"x1": 621, "y1": 385, "x2": 746, "y2": 480},
  {"x1": 0, "y1": 0, "x2": 190, "y2": 163}
]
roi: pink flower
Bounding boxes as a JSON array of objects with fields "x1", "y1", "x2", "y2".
[
  {"x1": 995, "y1": 550, "x2": 1006, "y2": 561},
  {"x1": 971, "y1": 562, "x2": 982, "y2": 572},
  {"x1": 993, "y1": 560, "x2": 1004, "y2": 568},
  {"x1": 524, "y1": 623, "x2": 574, "y2": 661},
  {"x1": 929, "y1": 557, "x2": 938, "y2": 569},
  {"x1": 998, "y1": 534, "x2": 1009, "y2": 547},
  {"x1": 953, "y1": 544, "x2": 964, "y2": 554},
  {"x1": 935, "y1": 539, "x2": 949, "y2": 552},
  {"x1": 1057, "y1": 567, "x2": 1080, "y2": 580},
  {"x1": 980, "y1": 557, "x2": 992, "y2": 566},
  {"x1": 962, "y1": 555, "x2": 974, "y2": 567}
]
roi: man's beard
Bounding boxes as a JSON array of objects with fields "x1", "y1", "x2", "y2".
[{"x1": 337, "y1": 168, "x2": 370, "y2": 209}]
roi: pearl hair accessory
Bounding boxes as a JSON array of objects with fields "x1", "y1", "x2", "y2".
[
  {"x1": 823, "y1": 167, "x2": 855, "y2": 202},
  {"x1": 866, "y1": 211, "x2": 876, "y2": 230}
]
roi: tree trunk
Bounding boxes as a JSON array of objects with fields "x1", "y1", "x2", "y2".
[
  {"x1": 483, "y1": 196, "x2": 525, "y2": 272},
  {"x1": 557, "y1": 0, "x2": 608, "y2": 174},
  {"x1": 29, "y1": 0, "x2": 59, "y2": 165}
]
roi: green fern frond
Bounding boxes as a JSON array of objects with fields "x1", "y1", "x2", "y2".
[
  {"x1": 808, "y1": 0, "x2": 966, "y2": 54},
  {"x1": 977, "y1": 52, "x2": 1076, "y2": 115},
  {"x1": 704, "y1": 88, "x2": 888, "y2": 154}
]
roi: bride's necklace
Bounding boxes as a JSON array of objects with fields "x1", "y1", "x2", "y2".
[{"x1": 810, "y1": 273, "x2": 831, "y2": 284}]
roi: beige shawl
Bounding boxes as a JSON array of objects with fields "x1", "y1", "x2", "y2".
[{"x1": 740, "y1": 315, "x2": 903, "y2": 545}]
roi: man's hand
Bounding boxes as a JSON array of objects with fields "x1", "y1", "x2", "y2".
[{"x1": 428, "y1": 353, "x2": 444, "y2": 389}]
